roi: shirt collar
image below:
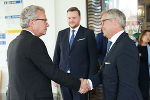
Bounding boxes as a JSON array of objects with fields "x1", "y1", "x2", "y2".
[
  {"x1": 70, "y1": 25, "x2": 80, "y2": 36},
  {"x1": 23, "y1": 29, "x2": 35, "y2": 36},
  {"x1": 109, "y1": 30, "x2": 124, "y2": 48},
  {"x1": 109, "y1": 30, "x2": 124, "y2": 43}
]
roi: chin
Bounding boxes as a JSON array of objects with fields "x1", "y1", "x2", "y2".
[
  {"x1": 70, "y1": 26, "x2": 74, "y2": 28},
  {"x1": 69, "y1": 24, "x2": 75, "y2": 28},
  {"x1": 43, "y1": 33, "x2": 46, "y2": 35}
]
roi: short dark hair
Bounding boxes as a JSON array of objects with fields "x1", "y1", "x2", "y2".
[{"x1": 67, "y1": 7, "x2": 80, "y2": 16}]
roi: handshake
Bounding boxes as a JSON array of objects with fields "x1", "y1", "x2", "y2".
[
  {"x1": 53, "y1": 78, "x2": 91, "y2": 94},
  {"x1": 79, "y1": 78, "x2": 91, "y2": 94}
]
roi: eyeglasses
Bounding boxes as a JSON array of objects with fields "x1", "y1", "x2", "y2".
[
  {"x1": 99, "y1": 18, "x2": 113, "y2": 26},
  {"x1": 33, "y1": 19, "x2": 48, "y2": 22}
]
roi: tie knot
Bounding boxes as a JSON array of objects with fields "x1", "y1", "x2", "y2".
[
  {"x1": 72, "y1": 30, "x2": 75, "y2": 33},
  {"x1": 107, "y1": 41, "x2": 112, "y2": 53},
  {"x1": 108, "y1": 41, "x2": 112, "y2": 45}
]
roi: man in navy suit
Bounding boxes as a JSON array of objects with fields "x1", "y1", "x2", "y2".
[
  {"x1": 53, "y1": 7, "x2": 98, "y2": 100},
  {"x1": 89, "y1": 9, "x2": 143, "y2": 100},
  {"x1": 7, "y1": 5, "x2": 90, "y2": 100},
  {"x1": 96, "y1": 32, "x2": 108, "y2": 65}
]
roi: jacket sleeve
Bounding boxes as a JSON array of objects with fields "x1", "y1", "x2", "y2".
[
  {"x1": 30, "y1": 37, "x2": 80, "y2": 91},
  {"x1": 87, "y1": 30, "x2": 99, "y2": 77}
]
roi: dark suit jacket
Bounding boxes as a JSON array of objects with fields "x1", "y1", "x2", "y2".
[
  {"x1": 96, "y1": 32, "x2": 108, "y2": 63},
  {"x1": 7, "y1": 30, "x2": 80, "y2": 100},
  {"x1": 91, "y1": 32, "x2": 143, "y2": 100},
  {"x1": 53, "y1": 25, "x2": 98, "y2": 79}
]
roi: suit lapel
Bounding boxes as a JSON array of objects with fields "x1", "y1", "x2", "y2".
[
  {"x1": 103, "y1": 32, "x2": 127, "y2": 62},
  {"x1": 70, "y1": 26, "x2": 84, "y2": 52},
  {"x1": 65, "y1": 28, "x2": 70, "y2": 53}
]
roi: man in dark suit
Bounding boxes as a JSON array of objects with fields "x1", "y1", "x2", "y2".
[
  {"x1": 7, "y1": 5, "x2": 89, "y2": 100},
  {"x1": 89, "y1": 9, "x2": 143, "y2": 100},
  {"x1": 53, "y1": 7, "x2": 98, "y2": 100},
  {"x1": 96, "y1": 32, "x2": 108, "y2": 65}
]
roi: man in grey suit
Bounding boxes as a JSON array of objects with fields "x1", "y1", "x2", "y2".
[
  {"x1": 53, "y1": 7, "x2": 98, "y2": 100},
  {"x1": 88, "y1": 9, "x2": 143, "y2": 100},
  {"x1": 7, "y1": 5, "x2": 89, "y2": 100}
]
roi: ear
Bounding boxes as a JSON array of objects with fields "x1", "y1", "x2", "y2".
[
  {"x1": 113, "y1": 18, "x2": 118, "y2": 23},
  {"x1": 29, "y1": 19, "x2": 34, "y2": 27},
  {"x1": 113, "y1": 18, "x2": 120, "y2": 26}
]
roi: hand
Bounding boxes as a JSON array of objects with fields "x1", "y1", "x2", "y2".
[
  {"x1": 78, "y1": 78, "x2": 91, "y2": 94},
  {"x1": 52, "y1": 81, "x2": 59, "y2": 88},
  {"x1": 139, "y1": 53, "x2": 141, "y2": 56}
]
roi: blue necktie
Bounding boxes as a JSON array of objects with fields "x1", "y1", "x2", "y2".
[
  {"x1": 106, "y1": 41, "x2": 112, "y2": 53},
  {"x1": 69, "y1": 30, "x2": 75, "y2": 48}
]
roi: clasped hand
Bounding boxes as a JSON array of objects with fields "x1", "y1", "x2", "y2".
[
  {"x1": 78, "y1": 78, "x2": 91, "y2": 94},
  {"x1": 53, "y1": 78, "x2": 91, "y2": 94}
]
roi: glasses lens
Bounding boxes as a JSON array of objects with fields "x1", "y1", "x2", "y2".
[{"x1": 99, "y1": 21, "x2": 103, "y2": 25}]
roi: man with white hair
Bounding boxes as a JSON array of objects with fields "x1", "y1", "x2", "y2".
[{"x1": 89, "y1": 9, "x2": 143, "y2": 100}]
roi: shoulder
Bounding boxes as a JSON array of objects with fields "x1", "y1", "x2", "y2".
[
  {"x1": 80, "y1": 26, "x2": 94, "y2": 33},
  {"x1": 118, "y1": 32, "x2": 137, "y2": 50},
  {"x1": 57, "y1": 27, "x2": 69, "y2": 37},
  {"x1": 59, "y1": 27, "x2": 69, "y2": 33},
  {"x1": 28, "y1": 36, "x2": 45, "y2": 49}
]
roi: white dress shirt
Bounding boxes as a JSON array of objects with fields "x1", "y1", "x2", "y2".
[{"x1": 69, "y1": 25, "x2": 80, "y2": 41}]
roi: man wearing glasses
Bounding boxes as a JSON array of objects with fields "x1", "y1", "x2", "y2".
[
  {"x1": 7, "y1": 5, "x2": 90, "y2": 100},
  {"x1": 89, "y1": 9, "x2": 143, "y2": 100}
]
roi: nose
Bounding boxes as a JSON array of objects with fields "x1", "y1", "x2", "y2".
[{"x1": 46, "y1": 22, "x2": 49, "y2": 27}]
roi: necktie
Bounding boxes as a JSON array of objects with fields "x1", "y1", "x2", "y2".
[
  {"x1": 106, "y1": 41, "x2": 112, "y2": 53},
  {"x1": 69, "y1": 30, "x2": 75, "y2": 48}
]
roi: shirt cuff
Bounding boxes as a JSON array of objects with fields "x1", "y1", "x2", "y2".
[{"x1": 88, "y1": 79, "x2": 93, "y2": 90}]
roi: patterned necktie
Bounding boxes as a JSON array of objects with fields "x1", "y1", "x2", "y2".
[
  {"x1": 69, "y1": 30, "x2": 75, "y2": 48},
  {"x1": 106, "y1": 41, "x2": 112, "y2": 53}
]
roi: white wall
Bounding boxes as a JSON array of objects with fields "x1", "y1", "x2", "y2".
[{"x1": 54, "y1": 0, "x2": 87, "y2": 39}]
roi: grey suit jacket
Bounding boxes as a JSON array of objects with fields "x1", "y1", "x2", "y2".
[{"x1": 7, "y1": 30, "x2": 80, "y2": 100}]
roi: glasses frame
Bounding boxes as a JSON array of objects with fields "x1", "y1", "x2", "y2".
[
  {"x1": 33, "y1": 18, "x2": 48, "y2": 22},
  {"x1": 100, "y1": 18, "x2": 114, "y2": 26}
]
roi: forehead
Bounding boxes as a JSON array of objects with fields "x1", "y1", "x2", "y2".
[
  {"x1": 37, "y1": 10, "x2": 46, "y2": 18},
  {"x1": 146, "y1": 32, "x2": 150, "y2": 34},
  {"x1": 67, "y1": 11, "x2": 79, "y2": 17},
  {"x1": 145, "y1": 32, "x2": 150, "y2": 35}
]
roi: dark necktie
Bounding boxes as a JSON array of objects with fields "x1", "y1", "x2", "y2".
[
  {"x1": 69, "y1": 30, "x2": 75, "y2": 48},
  {"x1": 106, "y1": 41, "x2": 112, "y2": 53}
]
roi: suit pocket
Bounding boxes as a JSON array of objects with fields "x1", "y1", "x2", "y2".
[{"x1": 77, "y1": 38, "x2": 86, "y2": 41}]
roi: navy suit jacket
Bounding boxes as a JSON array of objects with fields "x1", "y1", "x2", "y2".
[
  {"x1": 7, "y1": 30, "x2": 80, "y2": 100},
  {"x1": 96, "y1": 32, "x2": 108, "y2": 63},
  {"x1": 90, "y1": 32, "x2": 143, "y2": 100},
  {"x1": 53, "y1": 25, "x2": 98, "y2": 79}
]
